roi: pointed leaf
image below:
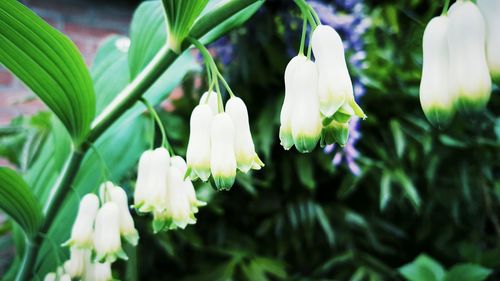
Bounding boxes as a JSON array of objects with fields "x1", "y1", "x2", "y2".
[
  {"x1": 0, "y1": 167, "x2": 42, "y2": 237},
  {"x1": 0, "y1": 0, "x2": 95, "y2": 143},
  {"x1": 444, "y1": 264, "x2": 492, "y2": 281},
  {"x1": 399, "y1": 254, "x2": 445, "y2": 281}
]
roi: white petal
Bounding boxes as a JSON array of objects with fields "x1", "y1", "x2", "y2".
[
  {"x1": 478, "y1": 0, "x2": 500, "y2": 80},
  {"x1": 67, "y1": 193, "x2": 99, "y2": 248},
  {"x1": 186, "y1": 104, "x2": 214, "y2": 181},
  {"x1": 200, "y1": 91, "x2": 219, "y2": 115},
  {"x1": 93, "y1": 202, "x2": 124, "y2": 263},
  {"x1": 210, "y1": 113, "x2": 237, "y2": 190}
]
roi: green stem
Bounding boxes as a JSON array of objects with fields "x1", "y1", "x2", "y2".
[
  {"x1": 140, "y1": 98, "x2": 173, "y2": 155},
  {"x1": 299, "y1": 16, "x2": 307, "y2": 55},
  {"x1": 217, "y1": 72, "x2": 235, "y2": 98},
  {"x1": 294, "y1": 0, "x2": 317, "y2": 29},
  {"x1": 15, "y1": 1, "x2": 263, "y2": 280},
  {"x1": 441, "y1": 0, "x2": 451, "y2": 15}
]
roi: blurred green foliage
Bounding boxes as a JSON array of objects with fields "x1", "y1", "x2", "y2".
[{"x1": 1, "y1": 0, "x2": 500, "y2": 280}]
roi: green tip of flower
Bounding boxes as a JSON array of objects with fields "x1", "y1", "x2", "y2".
[
  {"x1": 321, "y1": 121, "x2": 349, "y2": 146},
  {"x1": 123, "y1": 230, "x2": 140, "y2": 246},
  {"x1": 423, "y1": 107, "x2": 454, "y2": 130},
  {"x1": 95, "y1": 248, "x2": 128, "y2": 264},
  {"x1": 349, "y1": 98, "x2": 367, "y2": 119},
  {"x1": 279, "y1": 127, "x2": 294, "y2": 150},
  {"x1": 455, "y1": 95, "x2": 489, "y2": 116},
  {"x1": 213, "y1": 174, "x2": 235, "y2": 191},
  {"x1": 293, "y1": 134, "x2": 320, "y2": 153}
]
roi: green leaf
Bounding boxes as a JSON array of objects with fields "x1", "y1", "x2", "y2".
[
  {"x1": 399, "y1": 254, "x2": 445, "y2": 281},
  {"x1": 444, "y1": 264, "x2": 492, "y2": 281},
  {"x1": 390, "y1": 119, "x2": 405, "y2": 158},
  {"x1": 128, "y1": 1, "x2": 167, "y2": 78},
  {"x1": 0, "y1": 167, "x2": 42, "y2": 237},
  {"x1": 162, "y1": 0, "x2": 209, "y2": 52},
  {"x1": 0, "y1": 0, "x2": 95, "y2": 143},
  {"x1": 197, "y1": 0, "x2": 265, "y2": 45},
  {"x1": 295, "y1": 156, "x2": 315, "y2": 190},
  {"x1": 379, "y1": 171, "x2": 392, "y2": 211},
  {"x1": 394, "y1": 170, "x2": 421, "y2": 211}
]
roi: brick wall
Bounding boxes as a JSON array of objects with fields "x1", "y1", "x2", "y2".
[{"x1": 0, "y1": 0, "x2": 136, "y2": 126}]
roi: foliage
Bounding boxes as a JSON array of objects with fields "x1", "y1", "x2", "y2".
[{"x1": 1, "y1": 0, "x2": 500, "y2": 280}]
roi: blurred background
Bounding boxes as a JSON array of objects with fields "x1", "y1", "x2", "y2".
[{"x1": 1, "y1": 0, "x2": 500, "y2": 280}]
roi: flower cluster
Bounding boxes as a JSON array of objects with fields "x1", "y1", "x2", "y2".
[
  {"x1": 134, "y1": 147, "x2": 206, "y2": 232},
  {"x1": 280, "y1": 23, "x2": 366, "y2": 153},
  {"x1": 419, "y1": 0, "x2": 498, "y2": 128},
  {"x1": 186, "y1": 91, "x2": 264, "y2": 190},
  {"x1": 45, "y1": 183, "x2": 139, "y2": 281}
]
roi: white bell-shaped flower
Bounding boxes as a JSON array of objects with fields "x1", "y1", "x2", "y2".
[
  {"x1": 290, "y1": 59, "x2": 322, "y2": 153},
  {"x1": 312, "y1": 25, "x2": 365, "y2": 119},
  {"x1": 167, "y1": 165, "x2": 194, "y2": 229},
  {"x1": 225, "y1": 97, "x2": 264, "y2": 172},
  {"x1": 43, "y1": 273, "x2": 56, "y2": 281},
  {"x1": 186, "y1": 104, "x2": 214, "y2": 181},
  {"x1": 200, "y1": 91, "x2": 219, "y2": 114},
  {"x1": 210, "y1": 113, "x2": 237, "y2": 190},
  {"x1": 134, "y1": 148, "x2": 170, "y2": 213},
  {"x1": 63, "y1": 193, "x2": 99, "y2": 249},
  {"x1": 63, "y1": 247, "x2": 90, "y2": 278},
  {"x1": 93, "y1": 202, "x2": 127, "y2": 263},
  {"x1": 170, "y1": 156, "x2": 206, "y2": 213},
  {"x1": 103, "y1": 182, "x2": 139, "y2": 246},
  {"x1": 448, "y1": 1, "x2": 492, "y2": 113},
  {"x1": 478, "y1": 0, "x2": 500, "y2": 83},
  {"x1": 419, "y1": 16, "x2": 455, "y2": 128},
  {"x1": 92, "y1": 262, "x2": 113, "y2": 281},
  {"x1": 280, "y1": 55, "x2": 307, "y2": 150}
]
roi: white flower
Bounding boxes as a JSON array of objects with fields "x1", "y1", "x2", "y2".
[
  {"x1": 448, "y1": 1, "x2": 492, "y2": 113},
  {"x1": 210, "y1": 113, "x2": 237, "y2": 190},
  {"x1": 200, "y1": 91, "x2": 219, "y2": 114},
  {"x1": 103, "y1": 182, "x2": 139, "y2": 246},
  {"x1": 311, "y1": 25, "x2": 365, "y2": 119},
  {"x1": 419, "y1": 16, "x2": 455, "y2": 128},
  {"x1": 92, "y1": 262, "x2": 113, "y2": 281},
  {"x1": 43, "y1": 273, "x2": 56, "y2": 281},
  {"x1": 165, "y1": 165, "x2": 193, "y2": 229},
  {"x1": 280, "y1": 55, "x2": 307, "y2": 150},
  {"x1": 186, "y1": 104, "x2": 214, "y2": 181},
  {"x1": 63, "y1": 193, "x2": 99, "y2": 249},
  {"x1": 290, "y1": 59, "x2": 322, "y2": 153},
  {"x1": 170, "y1": 156, "x2": 206, "y2": 213},
  {"x1": 93, "y1": 202, "x2": 127, "y2": 263},
  {"x1": 478, "y1": 0, "x2": 500, "y2": 83},
  {"x1": 134, "y1": 148, "x2": 170, "y2": 213},
  {"x1": 63, "y1": 247, "x2": 90, "y2": 278},
  {"x1": 225, "y1": 97, "x2": 264, "y2": 172},
  {"x1": 59, "y1": 275, "x2": 71, "y2": 281}
]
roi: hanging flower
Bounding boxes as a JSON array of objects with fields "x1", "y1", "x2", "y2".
[
  {"x1": 101, "y1": 182, "x2": 139, "y2": 246},
  {"x1": 280, "y1": 55, "x2": 307, "y2": 150},
  {"x1": 63, "y1": 247, "x2": 90, "y2": 278},
  {"x1": 186, "y1": 104, "x2": 214, "y2": 181},
  {"x1": 210, "y1": 113, "x2": 237, "y2": 190},
  {"x1": 311, "y1": 24, "x2": 366, "y2": 120},
  {"x1": 134, "y1": 148, "x2": 170, "y2": 213},
  {"x1": 63, "y1": 194, "x2": 99, "y2": 249},
  {"x1": 419, "y1": 16, "x2": 455, "y2": 128},
  {"x1": 290, "y1": 59, "x2": 322, "y2": 153},
  {"x1": 93, "y1": 202, "x2": 127, "y2": 263},
  {"x1": 448, "y1": 1, "x2": 492, "y2": 114},
  {"x1": 478, "y1": 0, "x2": 500, "y2": 83},
  {"x1": 90, "y1": 262, "x2": 113, "y2": 281},
  {"x1": 170, "y1": 155, "x2": 207, "y2": 213},
  {"x1": 200, "y1": 91, "x2": 219, "y2": 115},
  {"x1": 225, "y1": 97, "x2": 264, "y2": 172},
  {"x1": 43, "y1": 273, "x2": 71, "y2": 281}
]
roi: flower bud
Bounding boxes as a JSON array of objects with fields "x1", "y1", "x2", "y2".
[
  {"x1": 312, "y1": 25, "x2": 366, "y2": 119},
  {"x1": 448, "y1": 1, "x2": 492, "y2": 113},
  {"x1": 200, "y1": 91, "x2": 219, "y2": 114},
  {"x1": 210, "y1": 113, "x2": 237, "y2": 190},
  {"x1": 134, "y1": 148, "x2": 170, "y2": 213},
  {"x1": 63, "y1": 247, "x2": 90, "y2": 278},
  {"x1": 170, "y1": 156, "x2": 206, "y2": 213},
  {"x1": 186, "y1": 104, "x2": 214, "y2": 181},
  {"x1": 281, "y1": 55, "x2": 307, "y2": 150},
  {"x1": 63, "y1": 193, "x2": 99, "y2": 249},
  {"x1": 478, "y1": 0, "x2": 500, "y2": 83},
  {"x1": 291, "y1": 59, "x2": 322, "y2": 153},
  {"x1": 106, "y1": 183, "x2": 139, "y2": 246},
  {"x1": 225, "y1": 97, "x2": 264, "y2": 172},
  {"x1": 420, "y1": 16, "x2": 455, "y2": 128},
  {"x1": 93, "y1": 202, "x2": 127, "y2": 263}
]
